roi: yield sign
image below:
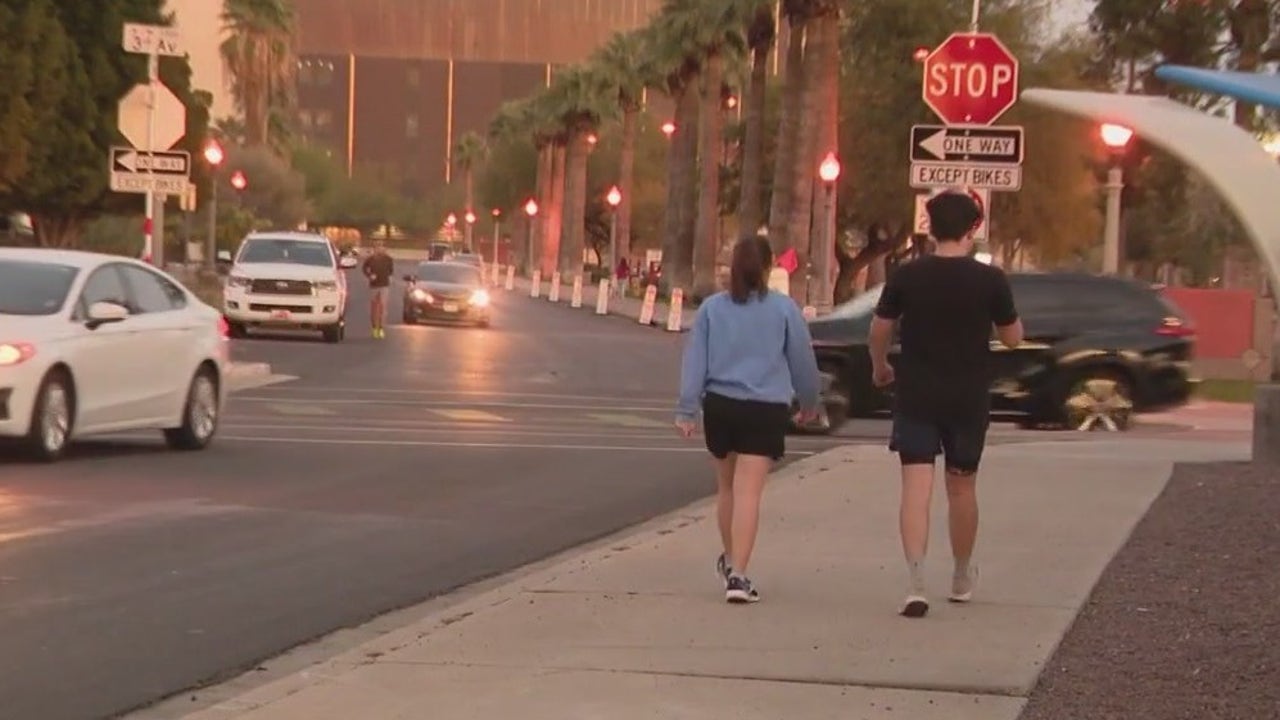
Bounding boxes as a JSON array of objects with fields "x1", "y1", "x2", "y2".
[{"x1": 116, "y1": 82, "x2": 187, "y2": 151}]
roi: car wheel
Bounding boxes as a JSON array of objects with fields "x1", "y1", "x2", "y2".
[
  {"x1": 164, "y1": 368, "x2": 220, "y2": 451},
  {"x1": 1061, "y1": 370, "x2": 1134, "y2": 432},
  {"x1": 26, "y1": 370, "x2": 74, "y2": 462},
  {"x1": 322, "y1": 320, "x2": 344, "y2": 343}
]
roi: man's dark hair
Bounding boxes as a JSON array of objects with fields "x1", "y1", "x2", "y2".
[
  {"x1": 926, "y1": 191, "x2": 982, "y2": 242},
  {"x1": 729, "y1": 235, "x2": 773, "y2": 303}
]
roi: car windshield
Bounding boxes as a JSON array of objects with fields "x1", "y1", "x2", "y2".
[
  {"x1": 824, "y1": 284, "x2": 884, "y2": 320},
  {"x1": 0, "y1": 260, "x2": 79, "y2": 315},
  {"x1": 417, "y1": 263, "x2": 480, "y2": 286},
  {"x1": 237, "y1": 238, "x2": 333, "y2": 267}
]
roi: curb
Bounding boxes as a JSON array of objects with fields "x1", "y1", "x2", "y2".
[{"x1": 160, "y1": 447, "x2": 853, "y2": 720}]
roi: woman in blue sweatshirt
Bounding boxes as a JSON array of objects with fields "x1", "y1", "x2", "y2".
[{"x1": 676, "y1": 235, "x2": 822, "y2": 603}]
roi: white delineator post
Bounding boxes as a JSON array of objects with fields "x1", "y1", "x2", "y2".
[
  {"x1": 530, "y1": 270, "x2": 541, "y2": 298},
  {"x1": 666, "y1": 289, "x2": 684, "y2": 332},
  {"x1": 570, "y1": 274, "x2": 583, "y2": 308},
  {"x1": 548, "y1": 271, "x2": 562, "y2": 302},
  {"x1": 505, "y1": 265, "x2": 515, "y2": 290},
  {"x1": 638, "y1": 284, "x2": 657, "y2": 325},
  {"x1": 595, "y1": 278, "x2": 610, "y2": 315}
]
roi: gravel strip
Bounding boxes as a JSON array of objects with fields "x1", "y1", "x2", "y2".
[{"x1": 1020, "y1": 461, "x2": 1280, "y2": 720}]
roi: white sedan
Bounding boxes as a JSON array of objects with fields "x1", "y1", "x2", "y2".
[{"x1": 0, "y1": 248, "x2": 228, "y2": 461}]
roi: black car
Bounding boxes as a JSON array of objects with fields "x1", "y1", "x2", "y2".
[
  {"x1": 805, "y1": 272, "x2": 1195, "y2": 432},
  {"x1": 401, "y1": 261, "x2": 491, "y2": 327}
]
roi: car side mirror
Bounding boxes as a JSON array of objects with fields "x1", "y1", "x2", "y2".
[{"x1": 86, "y1": 301, "x2": 129, "y2": 329}]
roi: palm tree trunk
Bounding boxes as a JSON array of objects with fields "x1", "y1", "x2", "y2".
[
  {"x1": 560, "y1": 128, "x2": 590, "y2": 276},
  {"x1": 784, "y1": 12, "x2": 826, "y2": 304},
  {"x1": 533, "y1": 143, "x2": 553, "y2": 270},
  {"x1": 737, "y1": 42, "x2": 770, "y2": 237},
  {"x1": 807, "y1": 10, "x2": 840, "y2": 307},
  {"x1": 616, "y1": 105, "x2": 638, "y2": 265},
  {"x1": 766, "y1": 17, "x2": 806, "y2": 253},
  {"x1": 662, "y1": 80, "x2": 700, "y2": 294},
  {"x1": 543, "y1": 141, "x2": 567, "y2": 276},
  {"x1": 694, "y1": 51, "x2": 725, "y2": 299}
]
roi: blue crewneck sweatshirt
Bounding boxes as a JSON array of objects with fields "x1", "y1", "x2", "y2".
[{"x1": 677, "y1": 290, "x2": 821, "y2": 420}]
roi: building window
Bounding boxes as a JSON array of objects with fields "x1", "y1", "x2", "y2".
[
  {"x1": 297, "y1": 59, "x2": 336, "y2": 86},
  {"x1": 406, "y1": 113, "x2": 420, "y2": 139}
]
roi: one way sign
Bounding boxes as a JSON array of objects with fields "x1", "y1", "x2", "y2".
[
  {"x1": 911, "y1": 125, "x2": 1024, "y2": 165},
  {"x1": 111, "y1": 148, "x2": 190, "y2": 174}
]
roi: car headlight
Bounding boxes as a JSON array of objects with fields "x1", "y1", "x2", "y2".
[
  {"x1": 227, "y1": 274, "x2": 251, "y2": 288},
  {"x1": 0, "y1": 342, "x2": 36, "y2": 366},
  {"x1": 470, "y1": 289, "x2": 490, "y2": 307},
  {"x1": 315, "y1": 280, "x2": 339, "y2": 292},
  {"x1": 411, "y1": 288, "x2": 432, "y2": 303}
]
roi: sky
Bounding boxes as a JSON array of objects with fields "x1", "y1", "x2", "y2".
[{"x1": 1048, "y1": 0, "x2": 1093, "y2": 35}]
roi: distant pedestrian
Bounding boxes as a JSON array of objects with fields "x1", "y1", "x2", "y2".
[
  {"x1": 614, "y1": 257, "x2": 629, "y2": 296},
  {"x1": 361, "y1": 239, "x2": 395, "y2": 339},
  {"x1": 867, "y1": 191, "x2": 1024, "y2": 618},
  {"x1": 676, "y1": 235, "x2": 821, "y2": 604}
]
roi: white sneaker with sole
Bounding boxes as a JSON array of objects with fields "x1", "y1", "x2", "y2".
[{"x1": 949, "y1": 565, "x2": 979, "y2": 603}]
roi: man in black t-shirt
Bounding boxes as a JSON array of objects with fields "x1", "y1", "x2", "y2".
[
  {"x1": 361, "y1": 240, "x2": 395, "y2": 339},
  {"x1": 869, "y1": 191, "x2": 1024, "y2": 619}
]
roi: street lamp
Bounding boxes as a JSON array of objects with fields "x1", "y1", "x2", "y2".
[
  {"x1": 1100, "y1": 123, "x2": 1133, "y2": 275},
  {"x1": 660, "y1": 121, "x2": 676, "y2": 138},
  {"x1": 816, "y1": 152, "x2": 841, "y2": 312},
  {"x1": 202, "y1": 139, "x2": 224, "y2": 271},
  {"x1": 606, "y1": 185, "x2": 622, "y2": 287},
  {"x1": 490, "y1": 207, "x2": 501, "y2": 271},
  {"x1": 523, "y1": 198, "x2": 538, "y2": 274},
  {"x1": 464, "y1": 209, "x2": 476, "y2": 250}
]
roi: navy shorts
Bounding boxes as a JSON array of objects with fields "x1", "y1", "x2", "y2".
[
  {"x1": 702, "y1": 392, "x2": 790, "y2": 461},
  {"x1": 889, "y1": 412, "x2": 989, "y2": 474}
]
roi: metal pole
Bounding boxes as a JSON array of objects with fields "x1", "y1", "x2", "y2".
[
  {"x1": 817, "y1": 184, "x2": 834, "y2": 312},
  {"x1": 465, "y1": 221, "x2": 473, "y2": 250},
  {"x1": 144, "y1": 51, "x2": 159, "y2": 264},
  {"x1": 1103, "y1": 165, "x2": 1124, "y2": 274},
  {"x1": 526, "y1": 216, "x2": 534, "y2": 275},
  {"x1": 492, "y1": 218, "x2": 500, "y2": 270},
  {"x1": 205, "y1": 177, "x2": 218, "y2": 270},
  {"x1": 970, "y1": 0, "x2": 981, "y2": 31}
]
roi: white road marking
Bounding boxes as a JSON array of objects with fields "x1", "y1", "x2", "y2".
[
  {"x1": 586, "y1": 413, "x2": 668, "y2": 428},
  {"x1": 232, "y1": 397, "x2": 671, "y2": 413},
  {"x1": 211, "y1": 435, "x2": 823, "y2": 454},
  {"x1": 429, "y1": 409, "x2": 511, "y2": 423},
  {"x1": 262, "y1": 403, "x2": 336, "y2": 416},
  {"x1": 237, "y1": 387, "x2": 673, "y2": 405}
]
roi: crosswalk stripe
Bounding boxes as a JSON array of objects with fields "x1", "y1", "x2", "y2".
[
  {"x1": 586, "y1": 413, "x2": 669, "y2": 428},
  {"x1": 430, "y1": 409, "x2": 511, "y2": 423},
  {"x1": 263, "y1": 403, "x2": 336, "y2": 416}
]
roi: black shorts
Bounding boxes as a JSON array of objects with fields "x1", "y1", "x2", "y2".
[
  {"x1": 889, "y1": 412, "x2": 989, "y2": 474},
  {"x1": 702, "y1": 392, "x2": 789, "y2": 461}
]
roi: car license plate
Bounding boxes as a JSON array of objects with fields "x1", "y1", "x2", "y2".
[
  {"x1": 271, "y1": 309, "x2": 291, "y2": 320},
  {"x1": 443, "y1": 302, "x2": 459, "y2": 313}
]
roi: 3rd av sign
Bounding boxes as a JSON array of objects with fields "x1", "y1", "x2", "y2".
[{"x1": 922, "y1": 32, "x2": 1020, "y2": 126}]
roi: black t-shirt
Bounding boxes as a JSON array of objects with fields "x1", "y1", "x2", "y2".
[
  {"x1": 362, "y1": 253, "x2": 395, "y2": 288},
  {"x1": 873, "y1": 256, "x2": 1018, "y2": 422}
]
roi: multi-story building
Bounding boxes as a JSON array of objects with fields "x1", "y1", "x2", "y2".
[{"x1": 291, "y1": 0, "x2": 663, "y2": 196}]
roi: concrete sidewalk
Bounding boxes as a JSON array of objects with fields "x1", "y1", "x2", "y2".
[{"x1": 163, "y1": 438, "x2": 1206, "y2": 720}]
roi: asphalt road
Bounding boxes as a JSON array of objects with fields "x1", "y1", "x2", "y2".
[{"x1": 0, "y1": 262, "x2": 855, "y2": 720}]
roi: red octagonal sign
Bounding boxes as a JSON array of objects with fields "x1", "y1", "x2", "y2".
[{"x1": 923, "y1": 32, "x2": 1020, "y2": 126}]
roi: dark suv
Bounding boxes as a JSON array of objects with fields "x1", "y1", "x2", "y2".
[{"x1": 804, "y1": 272, "x2": 1195, "y2": 432}]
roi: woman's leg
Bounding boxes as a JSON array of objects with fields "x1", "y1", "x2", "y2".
[
  {"x1": 714, "y1": 454, "x2": 737, "y2": 561},
  {"x1": 728, "y1": 454, "x2": 771, "y2": 575}
]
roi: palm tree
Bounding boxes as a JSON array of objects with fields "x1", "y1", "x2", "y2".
[
  {"x1": 592, "y1": 31, "x2": 648, "y2": 269},
  {"x1": 737, "y1": 0, "x2": 777, "y2": 237},
  {"x1": 543, "y1": 66, "x2": 614, "y2": 278},
  {"x1": 489, "y1": 95, "x2": 559, "y2": 274},
  {"x1": 644, "y1": 2, "x2": 705, "y2": 294},
  {"x1": 220, "y1": 0, "x2": 296, "y2": 148},
  {"x1": 805, "y1": 0, "x2": 841, "y2": 306},
  {"x1": 766, "y1": 0, "x2": 812, "y2": 257},
  {"x1": 453, "y1": 131, "x2": 487, "y2": 247}
]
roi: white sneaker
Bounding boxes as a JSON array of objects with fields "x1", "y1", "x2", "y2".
[
  {"x1": 900, "y1": 593, "x2": 929, "y2": 618},
  {"x1": 949, "y1": 565, "x2": 979, "y2": 603}
]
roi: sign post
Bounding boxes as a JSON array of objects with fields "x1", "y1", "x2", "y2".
[{"x1": 120, "y1": 23, "x2": 185, "y2": 266}]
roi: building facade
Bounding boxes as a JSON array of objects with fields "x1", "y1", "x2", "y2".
[{"x1": 292, "y1": 0, "x2": 663, "y2": 194}]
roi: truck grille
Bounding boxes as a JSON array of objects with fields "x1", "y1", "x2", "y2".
[
  {"x1": 249, "y1": 303, "x2": 312, "y2": 314},
  {"x1": 250, "y1": 278, "x2": 312, "y2": 295}
]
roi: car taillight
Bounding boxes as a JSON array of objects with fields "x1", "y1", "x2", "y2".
[
  {"x1": 217, "y1": 316, "x2": 230, "y2": 339},
  {"x1": 1155, "y1": 317, "x2": 1195, "y2": 338},
  {"x1": 0, "y1": 342, "x2": 36, "y2": 366}
]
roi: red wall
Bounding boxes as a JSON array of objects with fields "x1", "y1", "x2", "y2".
[{"x1": 1162, "y1": 288, "x2": 1256, "y2": 359}]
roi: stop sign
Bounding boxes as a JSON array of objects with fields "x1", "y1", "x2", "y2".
[{"x1": 922, "y1": 32, "x2": 1020, "y2": 125}]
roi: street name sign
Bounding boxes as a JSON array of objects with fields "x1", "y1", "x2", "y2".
[
  {"x1": 123, "y1": 23, "x2": 183, "y2": 57},
  {"x1": 911, "y1": 125, "x2": 1024, "y2": 164},
  {"x1": 922, "y1": 33, "x2": 1020, "y2": 126},
  {"x1": 910, "y1": 162, "x2": 1022, "y2": 191}
]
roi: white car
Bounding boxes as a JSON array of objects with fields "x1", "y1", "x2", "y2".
[
  {"x1": 0, "y1": 248, "x2": 228, "y2": 461},
  {"x1": 222, "y1": 231, "x2": 354, "y2": 342}
]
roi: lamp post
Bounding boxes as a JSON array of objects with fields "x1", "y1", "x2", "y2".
[
  {"x1": 816, "y1": 152, "x2": 841, "y2": 312},
  {"x1": 491, "y1": 207, "x2": 501, "y2": 269},
  {"x1": 1100, "y1": 123, "x2": 1134, "y2": 275},
  {"x1": 229, "y1": 170, "x2": 247, "y2": 209},
  {"x1": 202, "y1": 139, "x2": 224, "y2": 271},
  {"x1": 606, "y1": 185, "x2": 622, "y2": 274},
  {"x1": 445, "y1": 212, "x2": 457, "y2": 245},
  {"x1": 523, "y1": 198, "x2": 538, "y2": 274},
  {"x1": 464, "y1": 209, "x2": 476, "y2": 250},
  {"x1": 660, "y1": 121, "x2": 676, "y2": 139}
]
